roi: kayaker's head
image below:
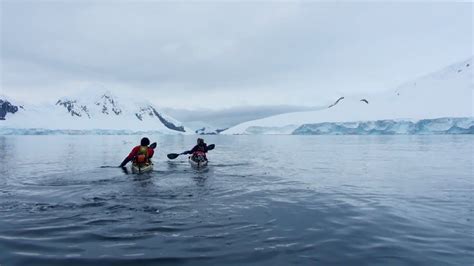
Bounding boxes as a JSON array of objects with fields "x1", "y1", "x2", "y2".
[
  {"x1": 141, "y1": 137, "x2": 150, "y2": 146},
  {"x1": 197, "y1": 138, "x2": 204, "y2": 145}
]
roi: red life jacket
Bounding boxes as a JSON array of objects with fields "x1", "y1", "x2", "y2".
[{"x1": 193, "y1": 151, "x2": 206, "y2": 156}]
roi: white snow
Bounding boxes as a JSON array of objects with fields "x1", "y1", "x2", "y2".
[
  {"x1": 224, "y1": 57, "x2": 473, "y2": 135},
  {"x1": 0, "y1": 89, "x2": 190, "y2": 134}
]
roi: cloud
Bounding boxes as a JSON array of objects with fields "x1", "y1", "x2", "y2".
[
  {"x1": 1, "y1": 1, "x2": 472, "y2": 109},
  {"x1": 162, "y1": 104, "x2": 325, "y2": 128}
]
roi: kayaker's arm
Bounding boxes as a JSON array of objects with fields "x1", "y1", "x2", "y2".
[
  {"x1": 119, "y1": 157, "x2": 132, "y2": 167},
  {"x1": 182, "y1": 145, "x2": 195, "y2": 155},
  {"x1": 119, "y1": 147, "x2": 139, "y2": 167},
  {"x1": 148, "y1": 148, "x2": 155, "y2": 159}
]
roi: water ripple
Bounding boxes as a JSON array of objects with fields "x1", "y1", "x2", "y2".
[{"x1": 0, "y1": 135, "x2": 472, "y2": 265}]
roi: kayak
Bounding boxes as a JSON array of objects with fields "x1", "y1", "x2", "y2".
[
  {"x1": 188, "y1": 156, "x2": 208, "y2": 168},
  {"x1": 131, "y1": 163, "x2": 153, "y2": 174}
]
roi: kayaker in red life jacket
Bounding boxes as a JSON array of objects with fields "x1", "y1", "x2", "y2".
[
  {"x1": 119, "y1": 137, "x2": 155, "y2": 167},
  {"x1": 183, "y1": 138, "x2": 209, "y2": 161}
]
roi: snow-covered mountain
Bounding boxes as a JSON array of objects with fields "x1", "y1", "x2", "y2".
[
  {"x1": 0, "y1": 90, "x2": 188, "y2": 134},
  {"x1": 224, "y1": 57, "x2": 473, "y2": 135}
]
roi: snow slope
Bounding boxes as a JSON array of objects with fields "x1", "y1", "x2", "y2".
[
  {"x1": 224, "y1": 57, "x2": 473, "y2": 135},
  {"x1": 0, "y1": 90, "x2": 189, "y2": 134}
]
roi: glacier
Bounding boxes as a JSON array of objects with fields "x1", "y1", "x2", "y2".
[
  {"x1": 223, "y1": 57, "x2": 473, "y2": 135},
  {"x1": 293, "y1": 117, "x2": 474, "y2": 135},
  {"x1": 0, "y1": 128, "x2": 173, "y2": 135}
]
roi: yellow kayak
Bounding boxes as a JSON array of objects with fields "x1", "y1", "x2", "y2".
[{"x1": 131, "y1": 163, "x2": 153, "y2": 174}]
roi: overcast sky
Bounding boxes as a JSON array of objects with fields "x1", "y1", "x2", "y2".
[{"x1": 1, "y1": 1, "x2": 472, "y2": 110}]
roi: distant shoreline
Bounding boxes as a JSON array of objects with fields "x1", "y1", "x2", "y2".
[{"x1": 2, "y1": 117, "x2": 473, "y2": 136}]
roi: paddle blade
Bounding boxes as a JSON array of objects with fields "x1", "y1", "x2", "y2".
[
  {"x1": 150, "y1": 142, "x2": 157, "y2": 149},
  {"x1": 207, "y1": 144, "x2": 215, "y2": 151},
  {"x1": 167, "y1": 153, "x2": 180, "y2": 159}
]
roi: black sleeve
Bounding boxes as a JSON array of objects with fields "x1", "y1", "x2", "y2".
[
  {"x1": 120, "y1": 157, "x2": 132, "y2": 167},
  {"x1": 183, "y1": 145, "x2": 198, "y2": 154}
]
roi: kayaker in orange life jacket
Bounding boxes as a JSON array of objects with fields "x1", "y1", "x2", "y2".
[
  {"x1": 119, "y1": 137, "x2": 155, "y2": 167},
  {"x1": 183, "y1": 138, "x2": 209, "y2": 161}
]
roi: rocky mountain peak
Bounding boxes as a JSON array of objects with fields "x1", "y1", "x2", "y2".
[{"x1": 0, "y1": 98, "x2": 21, "y2": 120}]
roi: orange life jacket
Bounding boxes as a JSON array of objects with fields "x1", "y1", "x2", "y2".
[{"x1": 134, "y1": 146, "x2": 149, "y2": 165}]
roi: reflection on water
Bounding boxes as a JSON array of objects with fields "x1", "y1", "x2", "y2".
[{"x1": 0, "y1": 135, "x2": 472, "y2": 265}]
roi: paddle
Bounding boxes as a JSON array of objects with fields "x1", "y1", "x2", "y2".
[
  {"x1": 167, "y1": 144, "x2": 215, "y2": 160},
  {"x1": 166, "y1": 153, "x2": 182, "y2": 160}
]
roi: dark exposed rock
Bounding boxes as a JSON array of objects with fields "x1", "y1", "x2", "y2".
[
  {"x1": 150, "y1": 106, "x2": 185, "y2": 132},
  {"x1": 216, "y1": 128, "x2": 228, "y2": 134},
  {"x1": 195, "y1": 127, "x2": 205, "y2": 134},
  {"x1": 328, "y1": 97, "x2": 344, "y2": 108},
  {"x1": 195, "y1": 127, "x2": 228, "y2": 135},
  {"x1": 134, "y1": 105, "x2": 185, "y2": 132},
  {"x1": 0, "y1": 99, "x2": 20, "y2": 120},
  {"x1": 56, "y1": 99, "x2": 90, "y2": 118},
  {"x1": 96, "y1": 94, "x2": 122, "y2": 115},
  {"x1": 81, "y1": 106, "x2": 91, "y2": 118}
]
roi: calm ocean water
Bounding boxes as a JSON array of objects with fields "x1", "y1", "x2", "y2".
[{"x1": 0, "y1": 135, "x2": 472, "y2": 265}]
